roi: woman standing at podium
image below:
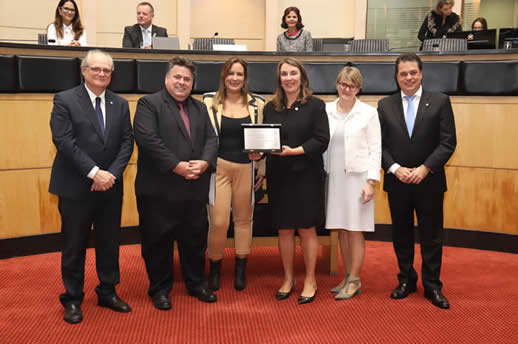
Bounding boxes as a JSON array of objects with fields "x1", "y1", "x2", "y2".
[
  {"x1": 418, "y1": 0, "x2": 461, "y2": 42},
  {"x1": 47, "y1": 0, "x2": 87, "y2": 46},
  {"x1": 276, "y1": 7, "x2": 313, "y2": 52},
  {"x1": 203, "y1": 57, "x2": 265, "y2": 292}
]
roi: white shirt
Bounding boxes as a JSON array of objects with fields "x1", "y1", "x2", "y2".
[
  {"x1": 388, "y1": 86, "x2": 423, "y2": 174},
  {"x1": 84, "y1": 84, "x2": 106, "y2": 179},
  {"x1": 47, "y1": 24, "x2": 87, "y2": 46},
  {"x1": 140, "y1": 25, "x2": 153, "y2": 47}
]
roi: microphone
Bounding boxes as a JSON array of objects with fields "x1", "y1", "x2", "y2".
[{"x1": 211, "y1": 32, "x2": 219, "y2": 39}]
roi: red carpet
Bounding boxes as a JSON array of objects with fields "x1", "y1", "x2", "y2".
[{"x1": 1, "y1": 242, "x2": 517, "y2": 343}]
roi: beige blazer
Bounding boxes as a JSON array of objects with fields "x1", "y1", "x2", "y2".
[
  {"x1": 203, "y1": 92, "x2": 266, "y2": 176},
  {"x1": 203, "y1": 92, "x2": 266, "y2": 205}
]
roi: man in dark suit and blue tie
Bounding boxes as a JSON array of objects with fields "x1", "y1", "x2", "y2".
[
  {"x1": 378, "y1": 53, "x2": 457, "y2": 309},
  {"x1": 49, "y1": 49, "x2": 134, "y2": 324},
  {"x1": 134, "y1": 56, "x2": 218, "y2": 310}
]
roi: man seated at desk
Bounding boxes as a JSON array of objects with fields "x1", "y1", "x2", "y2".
[{"x1": 122, "y1": 2, "x2": 167, "y2": 49}]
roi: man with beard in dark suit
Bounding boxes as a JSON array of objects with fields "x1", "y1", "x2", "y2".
[
  {"x1": 134, "y1": 56, "x2": 218, "y2": 310},
  {"x1": 378, "y1": 53, "x2": 456, "y2": 309},
  {"x1": 49, "y1": 49, "x2": 134, "y2": 324}
]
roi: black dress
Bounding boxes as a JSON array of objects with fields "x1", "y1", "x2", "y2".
[{"x1": 263, "y1": 97, "x2": 330, "y2": 229}]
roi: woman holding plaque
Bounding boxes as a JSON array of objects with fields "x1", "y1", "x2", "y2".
[
  {"x1": 202, "y1": 57, "x2": 265, "y2": 292},
  {"x1": 324, "y1": 66, "x2": 381, "y2": 300},
  {"x1": 258, "y1": 57, "x2": 329, "y2": 304},
  {"x1": 47, "y1": 0, "x2": 87, "y2": 46}
]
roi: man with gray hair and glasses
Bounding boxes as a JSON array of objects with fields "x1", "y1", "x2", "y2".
[{"x1": 49, "y1": 49, "x2": 134, "y2": 324}]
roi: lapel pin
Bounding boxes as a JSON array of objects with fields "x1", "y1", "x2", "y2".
[{"x1": 295, "y1": 107, "x2": 299, "y2": 111}]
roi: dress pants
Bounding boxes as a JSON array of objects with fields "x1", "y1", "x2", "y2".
[
  {"x1": 58, "y1": 188, "x2": 122, "y2": 306},
  {"x1": 138, "y1": 197, "x2": 209, "y2": 297},
  {"x1": 207, "y1": 158, "x2": 253, "y2": 260},
  {"x1": 388, "y1": 190, "x2": 444, "y2": 292}
]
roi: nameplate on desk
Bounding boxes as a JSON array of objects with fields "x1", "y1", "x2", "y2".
[
  {"x1": 213, "y1": 44, "x2": 247, "y2": 51},
  {"x1": 242, "y1": 124, "x2": 282, "y2": 152}
]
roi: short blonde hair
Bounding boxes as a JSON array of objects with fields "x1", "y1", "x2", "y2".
[{"x1": 336, "y1": 66, "x2": 363, "y2": 90}]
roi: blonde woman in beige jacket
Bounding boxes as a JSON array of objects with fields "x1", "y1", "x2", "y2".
[{"x1": 202, "y1": 57, "x2": 265, "y2": 292}]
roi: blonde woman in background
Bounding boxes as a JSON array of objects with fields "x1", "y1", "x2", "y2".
[{"x1": 418, "y1": 0, "x2": 461, "y2": 43}]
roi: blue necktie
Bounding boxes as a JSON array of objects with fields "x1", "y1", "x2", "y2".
[
  {"x1": 95, "y1": 97, "x2": 104, "y2": 134},
  {"x1": 405, "y1": 95, "x2": 416, "y2": 136}
]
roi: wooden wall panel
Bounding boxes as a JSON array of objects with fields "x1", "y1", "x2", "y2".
[
  {"x1": 0, "y1": 169, "x2": 59, "y2": 238},
  {"x1": 450, "y1": 98, "x2": 518, "y2": 169},
  {"x1": 444, "y1": 167, "x2": 518, "y2": 234},
  {"x1": 121, "y1": 164, "x2": 139, "y2": 227},
  {"x1": 0, "y1": 165, "x2": 139, "y2": 239},
  {"x1": 0, "y1": 95, "x2": 55, "y2": 170}
]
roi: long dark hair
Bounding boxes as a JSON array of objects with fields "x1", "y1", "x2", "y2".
[
  {"x1": 472, "y1": 17, "x2": 488, "y2": 30},
  {"x1": 53, "y1": 0, "x2": 84, "y2": 40}
]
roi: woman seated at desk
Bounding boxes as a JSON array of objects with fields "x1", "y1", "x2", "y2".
[
  {"x1": 47, "y1": 0, "x2": 87, "y2": 46},
  {"x1": 472, "y1": 17, "x2": 488, "y2": 31},
  {"x1": 276, "y1": 6, "x2": 312, "y2": 52}
]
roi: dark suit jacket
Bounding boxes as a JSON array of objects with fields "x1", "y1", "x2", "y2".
[
  {"x1": 378, "y1": 90, "x2": 456, "y2": 193},
  {"x1": 49, "y1": 85, "x2": 134, "y2": 200},
  {"x1": 133, "y1": 89, "x2": 218, "y2": 201},
  {"x1": 122, "y1": 24, "x2": 168, "y2": 48}
]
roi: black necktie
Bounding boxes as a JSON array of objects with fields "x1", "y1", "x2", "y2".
[{"x1": 95, "y1": 97, "x2": 104, "y2": 134}]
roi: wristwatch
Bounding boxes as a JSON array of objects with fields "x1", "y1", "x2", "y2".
[{"x1": 367, "y1": 179, "x2": 376, "y2": 186}]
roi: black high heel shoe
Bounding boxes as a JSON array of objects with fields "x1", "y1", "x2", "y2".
[
  {"x1": 276, "y1": 280, "x2": 295, "y2": 300},
  {"x1": 297, "y1": 288, "x2": 318, "y2": 305}
]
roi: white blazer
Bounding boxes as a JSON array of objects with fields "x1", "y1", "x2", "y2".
[
  {"x1": 47, "y1": 24, "x2": 87, "y2": 46},
  {"x1": 324, "y1": 98, "x2": 381, "y2": 181}
]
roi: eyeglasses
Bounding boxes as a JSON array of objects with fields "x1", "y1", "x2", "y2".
[
  {"x1": 61, "y1": 6, "x2": 76, "y2": 13},
  {"x1": 86, "y1": 66, "x2": 113, "y2": 75},
  {"x1": 337, "y1": 82, "x2": 358, "y2": 91}
]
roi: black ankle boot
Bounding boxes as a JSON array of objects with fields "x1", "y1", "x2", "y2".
[
  {"x1": 234, "y1": 257, "x2": 248, "y2": 291},
  {"x1": 208, "y1": 260, "x2": 222, "y2": 291}
]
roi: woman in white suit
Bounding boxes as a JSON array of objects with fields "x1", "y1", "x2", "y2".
[{"x1": 324, "y1": 66, "x2": 381, "y2": 300}]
